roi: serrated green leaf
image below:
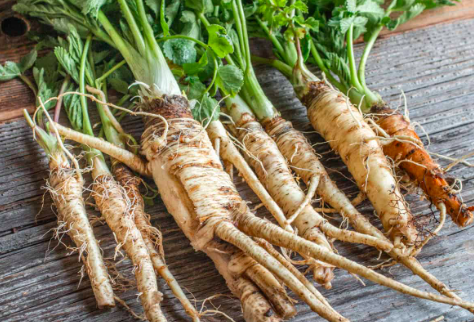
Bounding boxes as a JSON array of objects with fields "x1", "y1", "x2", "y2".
[
  {"x1": 35, "y1": 52, "x2": 59, "y2": 85},
  {"x1": 180, "y1": 11, "x2": 200, "y2": 39},
  {"x1": 163, "y1": 39, "x2": 197, "y2": 65},
  {"x1": 54, "y1": 47, "x2": 80, "y2": 83},
  {"x1": 145, "y1": 0, "x2": 160, "y2": 15},
  {"x1": 179, "y1": 75, "x2": 206, "y2": 100},
  {"x1": 78, "y1": 0, "x2": 111, "y2": 18},
  {"x1": 386, "y1": 3, "x2": 425, "y2": 30},
  {"x1": 183, "y1": 52, "x2": 208, "y2": 75},
  {"x1": 63, "y1": 84, "x2": 83, "y2": 131},
  {"x1": 0, "y1": 62, "x2": 21, "y2": 81},
  {"x1": 19, "y1": 49, "x2": 38, "y2": 73},
  {"x1": 357, "y1": 0, "x2": 385, "y2": 22},
  {"x1": 216, "y1": 65, "x2": 243, "y2": 97},
  {"x1": 185, "y1": 0, "x2": 213, "y2": 14},
  {"x1": 33, "y1": 67, "x2": 58, "y2": 111},
  {"x1": 207, "y1": 24, "x2": 234, "y2": 58},
  {"x1": 166, "y1": 0, "x2": 181, "y2": 26},
  {"x1": 191, "y1": 93, "x2": 220, "y2": 122},
  {"x1": 346, "y1": 0, "x2": 357, "y2": 13},
  {"x1": 109, "y1": 78, "x2": 129, "y2": 94}
]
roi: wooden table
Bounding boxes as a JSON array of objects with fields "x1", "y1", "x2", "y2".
[{"x1": 1, "y1": 2, "x2": 474, "y2": 321}]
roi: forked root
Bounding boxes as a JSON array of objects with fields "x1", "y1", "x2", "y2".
[
  {"x1": 92, "y1": 171, "x2": 166, "y2": 322},
  {"x1": 235, "y1": 214, "x2": 474, "y2": 311},
  {"x1": 112, "y1": 163, "x2": 201, "y2": 322},
  {"x1": 207, "y1": 121, "x2": 292, "y2": 232},
  {"x1": 214, "y1": 219, "x2": 347, "y2": 322},
  {"x1": 255, "y1": 238, "x2": 331, "y2": 309}
]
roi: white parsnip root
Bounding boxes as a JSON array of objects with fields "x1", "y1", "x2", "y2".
[
  {"x1": 301, "y1": 82, "x2": 418, "y2": 249},
  {"x1": 56, "y1": 95, "x2": 474, "y2": 320},
  {"x1": 48, "y1": 151, "x2": 115, "y2": 309},
  {"x1": 112, "y1": 163, "x2": 201, "y2": 322},
  {"x1": 91, "y1": 167, "x2": 166, "y2": 322}
]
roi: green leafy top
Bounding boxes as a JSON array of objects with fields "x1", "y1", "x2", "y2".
[
  {"x1": 0, "y1": 49, "x2": 37, "y2": 81},
  {"x1": 15, "y1": 0, "x2": 182, "y2": 98},
  {"x1": 305, "y1": 0, "x2": 458, "y2": 110}
]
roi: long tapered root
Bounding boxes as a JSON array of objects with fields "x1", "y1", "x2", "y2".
[
  {"x1": 263, "y1": 113, "x2": 469, "y2": 303},
  {"x1": 370, "y1": 104, "x2": 473, "y2": 227},
  {"x1": 137, "y1": 96, "x2": 305, "y2": 320},
  {"x1": 300, "y1": 81, "x2": 418, "y2": 247},
  {"x1": 255, "y1": 238, "x2": 332, "y2": 309},
  {"x1": 215, "y1": 220, "x2": 347, "y2": 322},
  {"x1": 229, "y1": 111, "x2": 335, "y2": 284},
  {"x1": 112, "y1": 163, "x2": 201, "y2": 322},
  {"x1": 207, "y1": 121, "x2": 292, "y2": 232},
  {"x1": 92, "y1": 174, "x2": 166, "y2": 322},
  {"x1": 54, "y1": 122, "x2": 151, "y2": 177},
  {"x1": 48, "y1": 152, "x2": 115, "y2": 309},
  {"x1": 236, "y1": 214, "x2": 474, "y2": 311}
]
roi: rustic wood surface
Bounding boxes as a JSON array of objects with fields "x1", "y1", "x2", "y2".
[{"x1": 1, "y1": 3, "x2": 474, "y2": 322}]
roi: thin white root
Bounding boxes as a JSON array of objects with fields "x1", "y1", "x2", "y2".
[
  {"x1": 411, "y1": 203, "x2": 447, "y2": 256},
  {"x1": 114, "y1": 295, "x2": 146, "y2": 320},
  {"x1": 436, "y1": 151, "x2": 474, "y2": 172},
  {"x1": 86, "y1": 86, "x2": 125, "y2": 134},
  {"x1": 286, "y1": 176, "x2": 320, "y2": 226},
  {"x1": 113, "y1": 164, "x2": 201, "y2": 322},
  {"x1": 206, "y1": 121, "x2": 292, "y2": 232},
  {"x1": 215, "y1": 220, "x2": 347, "y2": 322},
  {"x1": 54, "y1": 123, "x2": 151, "y2": 177},
  {"x1": 255, "y1": 238, "x2": 332, "y2": 309},
  {"x1": 236, "y1": 215, "x2": 474, "y2": 311},
  {"x1": 92, "y1": 174, "x2": 166, "y2": 322}
]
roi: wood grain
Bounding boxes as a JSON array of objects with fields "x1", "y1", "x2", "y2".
[{"x1": 1, "y1": 4, "x2": 474, "y2": 322}]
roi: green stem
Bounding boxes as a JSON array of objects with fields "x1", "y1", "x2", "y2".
[
  {"x1": 251, "y1": 56, "x2": 293, "y2": 79},
  {"x1": 347, "y1": 24, "x2": 363, "y2": 91},
  {"x1": 230, "y1": 1, "x2": 247, "y2": 69},
  {"x1": 157, "y1": 35, "x2": 208, "y2": 49},
  {"x1": 198, "y1": 13, "x2": 210, "y2": 27},
  {"x1": 96, "y1": 60, "x2": 127, "y2": 86},
  {"x1": 358, "y1": 24, "x2": 382, "y2": 87},
  {"x1": 118, "y1": 0, "x2": 146, "y2": 55},
  {"x1": 19, "y1": 74, "x2": 37, "y2": 97},
  {"x1": 96, "y1": 83, "x2": 125, "y2": 148},
  {"x1": 309, "y1": 40, "x2": 345, "y2": 92},
  {"x1": 136, "y1": 0, "x2": 162, "y2": 58},
  {"x1": 80, "y1": 35, "x2": 94, "y2": 137},
  {"x1": 23, "y1": 109, "x2": 57, "y2": 155},
  {"x1": 255, "y1": 17, "x2": 285, "y2": 58},
  {"x1": 117, "y1": 94, "x2": 131, "y2": 108},
  {"x1": 98, "y1": 11, "x2": 134, "y2": 62},
  {"x1": 236, "y1": 0, "x2": 252, "y2": 74}
]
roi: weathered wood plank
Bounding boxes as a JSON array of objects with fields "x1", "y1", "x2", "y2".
[{"x1": 0, "y1": 11, "x2": 474, "y2": 322}]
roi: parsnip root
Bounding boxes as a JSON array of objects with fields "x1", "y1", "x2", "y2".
[{"x1": 48, "y1": 152, "x2": 115, "y2": 309}]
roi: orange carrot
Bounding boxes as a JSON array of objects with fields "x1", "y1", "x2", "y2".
[{"x1": 372, "y1": 105, "x2": 473, "y2": 227}]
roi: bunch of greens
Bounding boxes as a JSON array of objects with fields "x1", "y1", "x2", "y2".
[{"x1": 305, "y1": 0, "x2": 458, "y2": 110}]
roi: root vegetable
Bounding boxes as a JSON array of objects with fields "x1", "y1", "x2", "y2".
[
  {"x1": 112, "y1": 163, "x2": 201, "y2": 322},
  {"x1": 301, "y1": 82, "x2": 418, "y2": 248},
  {"x1": 92, "y1": 170, "x2": 166, "y2": 322},
  {"x1": 48, "y1": 152, "x2": 115, "y2": 309},
  {"x1": 55, "y1": 103, "x2": 474, "y2": 315},
  {"x1": 371, "y1": 105, "x2": 473, "y2": 227}
]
